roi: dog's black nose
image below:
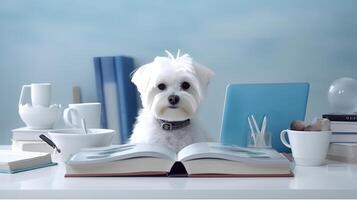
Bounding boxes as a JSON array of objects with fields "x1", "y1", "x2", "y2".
[{"x1": 168, "y1": 95, "x2": 180, "y2": 105}]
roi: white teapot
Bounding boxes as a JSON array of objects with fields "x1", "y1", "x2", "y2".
[{"x1": 18, "y1": 83, "x2": 62, "y2": 129}]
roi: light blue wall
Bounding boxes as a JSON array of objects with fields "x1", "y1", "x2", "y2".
[{"x1": 1, "y1": 0, "x2": 357, "y2": 144}]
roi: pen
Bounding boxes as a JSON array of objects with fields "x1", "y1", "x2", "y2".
[
  {"x1": 251, "y1": 115, "x2": 260, "y2": 134},
  {"x1": 248, "y1": 117, "x2": 257, "y2": 145},
  {"x1": 261, "y1": 116, "x2": 267, "y2": 135},
  {"x1": 39, "y1": 134, "x2": 61, "y2": 153}
]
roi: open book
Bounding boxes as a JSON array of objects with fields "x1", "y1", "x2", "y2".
[{"x1": 65, "y1": 142, "x2": 292, "y2": 177}]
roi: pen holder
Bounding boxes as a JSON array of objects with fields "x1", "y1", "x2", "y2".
[{"x1": 247, "y1": 130, "x2": 272, "y2": 148}]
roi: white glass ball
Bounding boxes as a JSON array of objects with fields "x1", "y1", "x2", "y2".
[{"x1": 328, "y1": 77, "x2": 357, "y2": 114}]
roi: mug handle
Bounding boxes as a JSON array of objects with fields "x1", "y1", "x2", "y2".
[
  {"x1": 63, "y1": 108, "x2": 81, "y2": 128},
  {"x1": 280, "y1": 130, "x2": 291, "y2": 148},
  {"x1": 18, "y1": 85, "x2": 31, "y2": 107}
]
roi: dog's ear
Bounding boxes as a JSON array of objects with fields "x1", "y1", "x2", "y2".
[
  {"x1": 194, "y1": 62, "x2": 214, "y2": 88},
  {"x1": 131, "y1": 63, "x2": 151, "y2": 95}
]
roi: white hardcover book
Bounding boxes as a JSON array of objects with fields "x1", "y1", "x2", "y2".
[
  {"x1": 11, "y1": 127, "x2": 49, "y2": 141},
  {"x1": 328, "y1": 143, "x2": 357, "y2": 163},
  {"x1": 330, "y1": 121, "x2": 357, "y2": 133},
  {"x1": 12, "y1": 140, "x2": 53, "y2": 153},
  {"x1": 330, "y1": 134, "x2": 357, "y2": 143}
]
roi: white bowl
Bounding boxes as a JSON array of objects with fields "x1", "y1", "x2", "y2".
[
  {"x1": 48, "y1": 129, "x2": 115, "y2": 162},
  {"x1": 19, "y1": 104, "x2": 62, "y2": 129}
]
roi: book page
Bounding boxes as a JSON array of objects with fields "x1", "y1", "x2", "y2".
[
  {"x1": 177, "y1": 142, "x2": 285, "y2": 162},
  {"x1": 68, "y1": 143, "x2": 177, "y2": 165}
]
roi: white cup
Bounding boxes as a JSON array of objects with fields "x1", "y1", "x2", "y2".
[
  {"x1": 280, "y1": 129, "x2": 331, "y2": 166},
  {"x1": 19, "y1": 83, "x2": 52, "y2": 107},
  {"x1": 63, "y1": 103, "x2": 101, "y2": 128}
]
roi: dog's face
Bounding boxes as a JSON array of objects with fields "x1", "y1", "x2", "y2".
[{"x1": 132, "y1": 52, "x2": 214, "y2": 121}]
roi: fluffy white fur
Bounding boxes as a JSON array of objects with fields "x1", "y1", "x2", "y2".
[{"x1": 129, "y1": 50, "x2": 214, "y2": 152}]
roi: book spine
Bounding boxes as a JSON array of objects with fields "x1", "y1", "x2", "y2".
[
  {"x1": 331, "y1": 122, "x2": 357, "y2": 133},
  {"x1": 332, "y1": 132, "x2": 357, "y2": 135},
  {"x1": 114, "y1": 56, "x2": 138, "y2": 144},
  {"x1": 330, "y1": 134, "x2": 357, "y2": 143},
  {"x1": 93, "y1": 57, "x2": 107, "y2": 129},
  {"x1": 99, "y1": 57, "x2": 121, "y2": 144},
  {"x1": 323, "y1": 114, "x2": 357, "y2": 122}
]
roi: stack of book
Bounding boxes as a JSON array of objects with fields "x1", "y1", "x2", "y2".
[
  {"x1": 11, "y1": 128, "x2": 53, "y2": 153},
  {"x1": 323, "y1": 114, "x2": 357, "y2": 142},
  {"x1": 323, "y1": 114, "x2": 357, "y2": 163}
]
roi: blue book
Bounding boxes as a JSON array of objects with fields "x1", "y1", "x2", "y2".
[
  {"x1": 94, "y1": 56, "x2": 121, "y2": 143},
  {"x1": 114, "y1": 56, "x2": 138, "y2": 144},
  {"x1": 93, "y1": 57, "x2": 107, "y2": 129},
  {"x1": 93, "y1": 56, "x2": 138, "y2": 144}
]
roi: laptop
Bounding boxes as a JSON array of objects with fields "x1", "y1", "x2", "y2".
[{"x1": 220, "y1": 83, "x2": 309, "y2": 152}]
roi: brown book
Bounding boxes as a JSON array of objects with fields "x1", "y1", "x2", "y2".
[{"x1": 65, "y1": 143, "x2": 293, "y2": 177}]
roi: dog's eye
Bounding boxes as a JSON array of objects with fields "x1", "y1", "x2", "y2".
[
  {"x1": 181, "y1": 82, "x2": 190, "y2": 90},
  {"x1": 157, "y1": 83, "x2": 166, "y2": 90}
]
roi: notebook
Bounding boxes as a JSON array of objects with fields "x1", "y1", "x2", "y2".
[
  {"x1": 0, "y1": 150, "x2": 56, "y2": 174},
  {"x1": 65, "y1": 143, "x2": 292, "y2": 177},
  {"x1": 220, "y1": 83, "x2": 309, "y2": 152}
]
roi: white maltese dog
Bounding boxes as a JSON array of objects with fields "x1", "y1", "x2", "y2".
[{"x1": 129, "y1": 50, "x2": 214, "y2": 152}]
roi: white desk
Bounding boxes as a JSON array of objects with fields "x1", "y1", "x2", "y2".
[{"x1": 1, "y1": 148, "x2": 357, "y2": 199}]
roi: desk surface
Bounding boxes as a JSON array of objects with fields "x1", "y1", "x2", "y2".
[{"x1": 1, "y1": 148, "x2": 357, "y2": 199}]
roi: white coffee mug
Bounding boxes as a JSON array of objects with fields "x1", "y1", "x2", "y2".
[
  {"x1": 280, "y1": 129, "x2": 331, "y2": 166},
  {"x1": 63, "y1": 103, "x2": 101, "y2": 128},
  {"x1": 19, "y1": 83, "x2": 52, "y2": 107}
]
